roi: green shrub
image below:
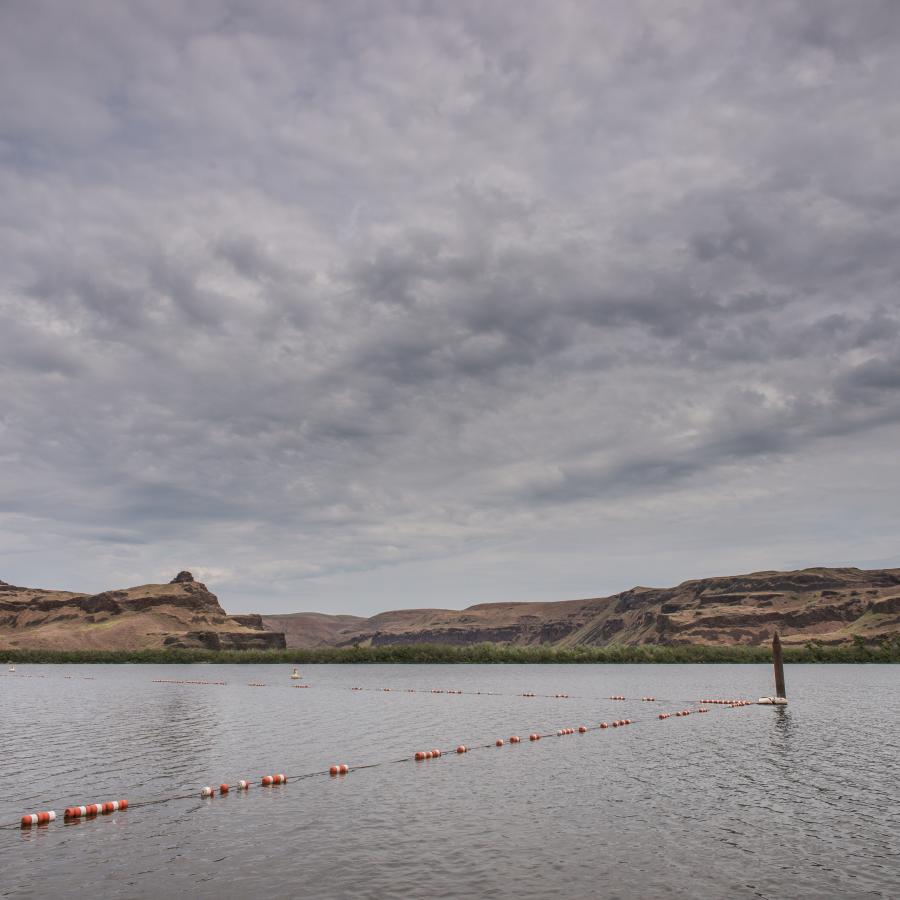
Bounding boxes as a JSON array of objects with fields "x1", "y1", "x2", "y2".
[{"x1": 3, "y1": 637, "x2": 898, "y2": 665}]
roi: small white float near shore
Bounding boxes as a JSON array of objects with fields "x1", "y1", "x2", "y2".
[{"x1": 290, "y1": 667, "x2": 301, "y2": 680}]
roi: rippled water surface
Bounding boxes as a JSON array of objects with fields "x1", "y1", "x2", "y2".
[{"x1": 1, "y1": 663, "x2": 898, "y2": 898}]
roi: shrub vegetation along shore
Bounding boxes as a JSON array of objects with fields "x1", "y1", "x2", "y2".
[{"x1": 3, "y1": 638, "x2": 898, "y2": 665}]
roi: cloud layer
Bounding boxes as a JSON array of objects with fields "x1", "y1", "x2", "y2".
[{"x1": 2, "y1": 1, "x2": 899, "y2": 613}]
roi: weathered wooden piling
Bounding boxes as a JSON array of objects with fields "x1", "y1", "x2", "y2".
[{"x1": 772, "y1": 631, "x2": 786, "y2": 699}]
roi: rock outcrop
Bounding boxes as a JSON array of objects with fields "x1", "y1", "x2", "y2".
[
  {"x1": 0, "y1": 574, "x2": 285, "y2": 651},
  {"x1": 261, "y1": 566, "x2": 900, "y2": 649},
  {"x1": 3, "y1": 565, "x2": 897, "y2": 652}
]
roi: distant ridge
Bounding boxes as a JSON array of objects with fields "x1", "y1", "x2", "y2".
[
  {"x1": 261, "y1": 566, "x2": 900, "y2": 650},
  {"x1": 2, "y1": 566, "x2": 897, "y2": 652},
  {"x1": 0, "y1": 572, "x2": 285, "y2": 651}
]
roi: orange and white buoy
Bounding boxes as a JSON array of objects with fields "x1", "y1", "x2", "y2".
[
  {"x1": 262, "y1": 774, "x2": 287, "y2": 786},
  {"x1": 21, "y1": 811, "x2": 55, "y2": 827},
  {"x1": 65, "y1": 800, "x2": 128, "y2": 817}
]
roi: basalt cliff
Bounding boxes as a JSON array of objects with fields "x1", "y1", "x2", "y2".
[
  {"x1": 0, "y1": 571, "x2": 286, "y2": 651},
  {"x1": 262, "y1": 566, "x2": 900, "y2": 650},
  {"x1": 2, "y1": 565, "x2": 897, "y2": 653}
]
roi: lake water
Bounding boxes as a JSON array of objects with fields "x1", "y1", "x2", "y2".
[{"x1": 1, "y1": 663, "x2": 898, "y2": 898}]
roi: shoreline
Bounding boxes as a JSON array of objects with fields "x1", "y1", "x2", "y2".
[{"x1": 3, "y1": 641, "x2": 898, "y2": 664}]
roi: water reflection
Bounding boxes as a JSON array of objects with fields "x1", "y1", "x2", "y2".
[{"x1": 2, "y1": 663, "x2": 898, "y2": 899}]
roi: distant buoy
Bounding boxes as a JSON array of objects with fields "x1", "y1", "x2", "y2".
[
  {"x1": 237, "y1": 780, "x2": 250, "y2": 790},
  {"x1": 201, "y1": 786, "x2": 214, "y2": 797},
  {"x1": 456, "y1": 745, "x2": 467, "y2": 754},
  {"x1": 599, "y1": 722, "x2": 609, "y2": 729},
  {"x1": 290, "y1": 667, "x2": 301, "y2": 680},
  {"x1": 510, "y1": 735, "x2": 521, "y2": 743},
  {"x1": 219, "y1": 784, "x2": 229, "y2": 794},
  {"x1": 496, "y1": 739, "x2": 504, "y2": 746},
  {"x1": 578, "y1": 725, "x2": 587, "y2": 733}
]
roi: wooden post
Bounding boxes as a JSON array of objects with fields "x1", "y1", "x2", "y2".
[{"x1": 772, "y1": 631, "x2": 786, "y2": 699}]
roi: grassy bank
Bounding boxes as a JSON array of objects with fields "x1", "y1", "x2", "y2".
[{"x1": 3, "y1": 638, "x2": 899, "y2": 664}]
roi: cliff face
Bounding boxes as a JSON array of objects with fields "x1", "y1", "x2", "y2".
[
  {"x1": 0, "y1": 574, "x2": 286, "y2": 651},
  {"x1": 261, "y1": 566, "x2": 900, "y2": 649},
  {"x1": 4, "y1": 565, "x2": 898, "y2": 652}
]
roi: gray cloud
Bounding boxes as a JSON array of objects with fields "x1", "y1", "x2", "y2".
[{"x1": 1, "y1": 0, "x2": 899, "y2": 612}]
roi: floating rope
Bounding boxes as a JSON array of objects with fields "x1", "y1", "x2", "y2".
[{"x1": 3, "y1": 700, "x2": 757, "y2": 833}]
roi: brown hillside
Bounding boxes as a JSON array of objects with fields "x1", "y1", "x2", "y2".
[
  {"x1": 0, "y1": 572, "x2": 286, "y2": 651},
  {"x1": 260, "y1": 567, "x2": 900, "y2": 649}
]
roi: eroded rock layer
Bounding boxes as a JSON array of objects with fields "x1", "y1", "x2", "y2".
[
  {"x1": 0, "y1": 574, "x2": 286, "y2": 651},
  {"x1": 262, "y1": 567, "x2": 900, "y2": 649}
]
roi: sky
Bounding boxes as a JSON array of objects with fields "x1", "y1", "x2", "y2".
[{"x1": 1, "y1": 1, "x2": 899, "y2": 616}]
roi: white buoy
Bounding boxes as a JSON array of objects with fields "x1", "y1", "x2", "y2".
[
  {"x1": 757, "y1": 697, "x2": 788, "y2": 705},
  {"x1": 290, "y1": 667, "x2": 301, "y2": 680}
]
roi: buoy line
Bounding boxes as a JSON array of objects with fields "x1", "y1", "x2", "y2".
[
  {"x1": 3, "y1": 670, "x2": 756, "y2": 707},
  {"x1": 5, "y1": 701, "x2": 756, "y2": 833}
]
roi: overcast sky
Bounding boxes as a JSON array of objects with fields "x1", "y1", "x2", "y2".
[{"x1": 1, "y1": 1, "x2": 899, "y2": 615}]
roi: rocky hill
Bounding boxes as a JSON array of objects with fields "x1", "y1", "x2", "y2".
[
  {"x1": 3, "y1": 565, "x2": 897, "y2": 653},
  {"x1": 0, "y1": 571, "x2": 286, "y2": 651},
  {"x1": 262, "y1": 566, "x2": 900, "y2": 649}
]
